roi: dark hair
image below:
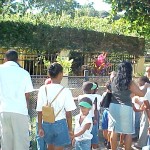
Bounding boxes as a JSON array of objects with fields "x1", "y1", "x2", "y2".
[
  {"x1": 115, "y1": 61, "x2": 132, "y2": 91},
  {"x1": 48, "y1": 62, "x2": 63, "y2": 78},
  {"x1": 82, "y1": 81, "x2": 95, "y2": 94},
  {"x1": 105, "y1": 81, "x2": 111, "y2": 91},
  {"x1": 79, "y1": 97, "x2": 92, "y2": 106},
  {"x1": 5, "y1": 50, "x2": 18, "y2": 62}
]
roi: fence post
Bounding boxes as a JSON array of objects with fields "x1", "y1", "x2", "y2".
[{"x1": 84, "y1": 69, "x2": 89, "y2": 81}]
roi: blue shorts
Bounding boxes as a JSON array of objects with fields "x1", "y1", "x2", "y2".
[
  {"x1": 91, "y1": 122, "x2": 99, "y2": 144},
  {"x1": 101, "y1": 109, "x2": 109, "y2": 130},
  {"x1": 42, "y1": 119, "x2": 70, "y2": 147},
  {"x1": 75, "y1": 140, "x2": 91, "y2": 150}
]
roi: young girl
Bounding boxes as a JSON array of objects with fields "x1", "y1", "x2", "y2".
[
  {"x1": 72, "y1": 97, "x2": 93, "y2": 150},
  {"x1": 36, "y1": 62, "x2": 76, "y2": 150}
]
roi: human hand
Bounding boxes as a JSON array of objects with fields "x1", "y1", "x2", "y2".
[
  {"x1": 140, "y1": 104, "x2": 146, "y2": 111},
  {"x1": 69, "y1": 131, "x2": 74, "y2": 139},
  {"x1": 38, "y1": 128, "x2": 44, "y2": 137}
]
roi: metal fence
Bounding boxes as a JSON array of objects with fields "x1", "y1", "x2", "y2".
[{"x1": 29, "y1": 75, "x2": 109, "y2": 143}]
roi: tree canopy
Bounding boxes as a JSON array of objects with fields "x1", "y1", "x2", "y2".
[
  {"x1": 104, "y1": 0, "x2": 150, "y2": 39},
  {"x1": 0, "y1": 0, "x2": 80, "y2": 16}
]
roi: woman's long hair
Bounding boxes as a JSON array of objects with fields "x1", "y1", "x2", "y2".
[{"x1": 115, "y1": 61, "x2": 133, "y2": 91}]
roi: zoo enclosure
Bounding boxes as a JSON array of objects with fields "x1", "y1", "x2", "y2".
[{"x1": 0, "y1": 50, "x2": 136, "y2": 76}]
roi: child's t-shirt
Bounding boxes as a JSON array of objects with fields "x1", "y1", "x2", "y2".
[{"x1": 74, "y1": 113, "x2": 93, "y2": 141}]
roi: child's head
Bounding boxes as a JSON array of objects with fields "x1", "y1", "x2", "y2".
[
  {"x1": 92, "y1": 82, "x2": 99, "y2": 94},
  {"x1": 82, "y1": 81, "x2": 97, "y2": 94},
  {"x1": 138, "y1": 76, "x2": 149, "y2": 87},
  {"x1": 79, "y1": 97, "x2": 92, "y2": 115}
]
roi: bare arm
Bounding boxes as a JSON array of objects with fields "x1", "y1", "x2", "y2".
[
  {"x1": 66, "y1": 111, "x2": 73, "y2": 132},
  {"x1": 74, "y1": 123, "x2": 91, "y2": 137},
  {"x1": 144, "y1": 100, "x2": 150, "y2": 134},
  {"x1": 130, "y1": 81, "x2": 146, "y2": 97},
  {"x1": 25, "y1": 93, "x2": 30, "y2": 109},
  {"x1": 38, "y1": 112, "x2": 42, "y2": 129},
  {"x1": 144, "y1": 101, "x2": 150, "y2": 124},
  {"x1": 38, "y1": 111, "x2": 44, "y2": 137}
]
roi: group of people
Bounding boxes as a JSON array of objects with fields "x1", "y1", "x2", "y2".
[
  {"x1": 35, "y1": 61, "x2": 150, "y2": 150},
  {"x1": 0, "y1": 49, "x2": 150, "y2": 150}
]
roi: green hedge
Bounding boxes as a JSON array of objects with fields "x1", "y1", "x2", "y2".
[{"x1": 0, "y1": 14, "x2": 145, "y2": 56}]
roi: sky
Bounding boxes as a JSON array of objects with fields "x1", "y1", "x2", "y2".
[{"x1": 76, "y1": 0, "x2": 111, "y2": 11}]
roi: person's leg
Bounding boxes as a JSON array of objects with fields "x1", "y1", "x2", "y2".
[
  {"x1": 102, "y1": 130, "x2": 108, "y2": 146},
  {"x1": 134, "y1": 112, "x2": 141, "y2": 138},
  {"x1": 119, "y1": 133, "x2": 125, "y2": 147},
  {"x1": 110, "y1": 131, "x2": 118, "y2": 150},
  {"x1": 47, "y1": 144, "x2": 55, "y2": 150},
  {"x1": 54, "y1": 146, "x2": 63, "y2": 150},
  {"x1": 102, "y1": 130, "x2": 108, "y2": 140},
  {"x1": 12, "y1": 113, "x2": 30, "y2": 150},
  {"x1": 124, "y1": 134, "x2": 132, "y2": 150},
  {"x1": 106, "y1": 131, "x2": 111, "y2": 149},
  {"x1": 0, "y1": 112, "x2": 13, "y2": 150}
]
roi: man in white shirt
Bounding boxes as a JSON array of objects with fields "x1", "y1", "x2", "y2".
[{"x1": 0, "y1": 50, "x2": 33, "y2": 150}]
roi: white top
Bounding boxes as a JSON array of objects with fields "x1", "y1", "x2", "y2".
[
  {"x1": 74, "y1": 114, "x2": 93, "y2": 141},
  {"x1": 0, "y1": 61, "x2": 33, "y2": 115},
  {"x1": 93, "y1": 93, "x2": 102, "y2": 110},
  {"x1": 78, "y1": 94, "x2": 102, "y2": 117},
  {"x1": 36, "y1": 84, "x2": 76, "y2": 121},
  {"x1": 144, "y1": 91, "x2": 150, "y2": 102}
]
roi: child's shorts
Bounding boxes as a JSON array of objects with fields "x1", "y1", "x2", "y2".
[
  {"x1": 75, "y1": 139, "x2": 91, "y2": 150},
  {"x1": 101, "y1": 109, "x2": 109, "y2": 130},
  {"x1": 42, "y1": 119, "x2": 70, "y2": 147}
]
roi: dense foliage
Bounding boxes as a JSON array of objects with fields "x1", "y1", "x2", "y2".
[
  {"x1": 0, "y1": 0, "x2": 148, "y2": 54},
  {"x1": 0, "y1": 13, "x2": 144, "y2": 55}
]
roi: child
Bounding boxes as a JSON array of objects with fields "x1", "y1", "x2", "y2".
[
  {"x1": 76, "y1": 81, "x2": 102, "y2": 149},
  {"x1": 91, "y1": 82, "x2": 102, "y2": 149},
  {"x1": 72, "y1": 97, "x2": 93, "y2": 150}
]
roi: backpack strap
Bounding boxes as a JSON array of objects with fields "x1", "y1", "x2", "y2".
[{"x1": 45, "y1": 86, "x2": 65, "y2": 106}]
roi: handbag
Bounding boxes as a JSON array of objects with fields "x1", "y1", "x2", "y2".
[
  {"x1": 42, "y1": 86, "x2": 64, "y2": 123},
  {"x1": 100, "y1": 92, "x2": 112, "y2": 108}
]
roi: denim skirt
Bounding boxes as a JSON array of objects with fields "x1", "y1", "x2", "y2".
[{"x1": 108, "y1": 103, "x2": 135, "y2": 134}]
